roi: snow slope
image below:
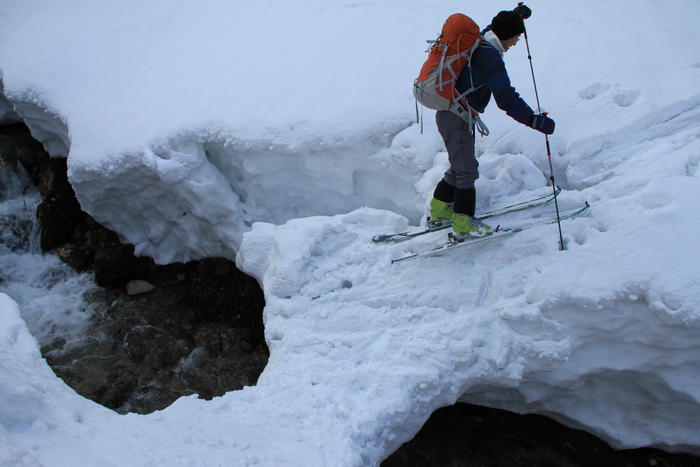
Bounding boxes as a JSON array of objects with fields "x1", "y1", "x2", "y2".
[{"x1": 1, "y1": 0, "x2": 700, "y2": 465}]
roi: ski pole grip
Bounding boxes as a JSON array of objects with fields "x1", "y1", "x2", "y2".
[{"x1": 515, "y1": 3, "x2": 532, "y2": 19}]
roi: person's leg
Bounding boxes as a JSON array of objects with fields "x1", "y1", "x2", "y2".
[
  {"x1": 435, "y1": 111, "x2": 490, "y2": 236},
  {"x1": 429, "y1": 179, "x2": 456, "y2": 223},
  {"x1": 432, "y1": 178, "x2": 455, "y2": 203},
  {"x1": 453, "y1": 186, "x2": 476, "y2": 217},
  {"x1": 436, "y1": 111, "x2": 478, "y2": 192}
]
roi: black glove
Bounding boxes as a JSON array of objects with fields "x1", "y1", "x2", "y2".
[{"x1": 528, "y1": 113, "x2": 555, "y2": 135}]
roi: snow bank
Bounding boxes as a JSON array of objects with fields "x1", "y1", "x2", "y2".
[
  {"x1": 1, "y1": 0, "x2": 697, "y2": 265},
  {"x1": 0, "y1": 0, "x2": 447, "y2": 263},
  {"x1": 236, "y1": 97, "x2": 700, "y2": 454}
]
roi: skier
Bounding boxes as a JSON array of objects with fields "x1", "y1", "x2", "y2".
[{"x1": 428, "y1": 9, "x2": 555, "y2": 238}]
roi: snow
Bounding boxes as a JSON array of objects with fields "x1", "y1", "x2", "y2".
[{"x1": 1, "y1": 0, "x2": 700, "y2": 465}]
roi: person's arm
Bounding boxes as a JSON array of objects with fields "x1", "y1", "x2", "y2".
[
  {"x1": 482, "y1": 50, "x2": 534, "y2": 125},
  {"x1": 484, "y1": 54, "x2": 555, "y2": 134}
]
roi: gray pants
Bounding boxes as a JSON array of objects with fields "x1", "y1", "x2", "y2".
[{"x1": 436, "y1": 110, "x2": 478, "y2": 190}]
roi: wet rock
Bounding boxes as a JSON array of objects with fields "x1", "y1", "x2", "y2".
[
  {"x1": 0, "y1": 122, "x2": 48, "y2": 186},
  {"x1": 56, "y1": 247, "x2": 88, "y2": 269},
  {"x1": 93, "y1": 243, "x2": 152, "y2": 288},
  {"x1": 35, "y1": 158, "x2": 86, "y2": 251},
  {"x1": 46, "y1": 270, "x2": 268, "y2": 415},
  {"x1": 126, "y1": 280, "x2": 155, "y2": 295}
]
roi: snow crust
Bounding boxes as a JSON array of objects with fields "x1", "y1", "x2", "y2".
[{"x1": 1, "y1": 0, "x2": 700, "y2": 465}]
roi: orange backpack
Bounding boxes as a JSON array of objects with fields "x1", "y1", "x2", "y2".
[{"x1": 413, "y1": 13, "x2": 489, "y2": 135}]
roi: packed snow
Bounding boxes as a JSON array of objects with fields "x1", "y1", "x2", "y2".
[{"x1": 1, "y1": 0, "x2": 700, "y2": 465}]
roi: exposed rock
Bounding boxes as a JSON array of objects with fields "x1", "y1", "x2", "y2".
[
  {"x1": 126, "y1": 280, "x2": 155, "y2": 295},
  {"x1": 45, "y1": 264, "x2": 268, "y2": 414},
  {"x1": 383, "y1": 403, "x2": 700, "y2": 467},
  {"x1": 56, "y1": 246, "x2": 88, "y2": 269},
  {"x1": 93, "y1": 243, "x2": 152, "y2": 288},
  {"x1": 0, "y1": 122, "x2": 48, "y2": 186},
  {"x1": 34, "y1": 158, "x2": 86, "y2": 251}
]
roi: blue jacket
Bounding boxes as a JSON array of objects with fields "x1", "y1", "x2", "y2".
[{"x1": 455, "y1": 37, "x2": 534, "y2": 126}]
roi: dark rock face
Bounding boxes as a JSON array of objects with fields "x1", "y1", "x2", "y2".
[
  {"x1": 45, "y1": 258, "x2": 268, "y2": 414},
  {"x1": 35, "y1": 158, "x2": 86, "y2": 251},
  {"x1": 383, "y1": 403, "x2": 700, "y2": 467},
  {"x1": 0, "y1": 124, "x2": 85, "y2": 251},
  {"x1": 93, "y1": 243, "x2": 151, "y2": 288},
  {"x1": 0, "y1": 122, "x2": 46, "y2": 185}
]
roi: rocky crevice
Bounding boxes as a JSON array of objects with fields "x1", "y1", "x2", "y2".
[{"x1": 0, "y1": 122, "x2": 268, "y2": 414}]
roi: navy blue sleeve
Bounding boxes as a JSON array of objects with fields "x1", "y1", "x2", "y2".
[{"x1": 480, "y1": 49, "x2": 534, "y2": 126}]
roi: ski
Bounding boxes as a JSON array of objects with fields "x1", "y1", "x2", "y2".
[
  {"x1": 373, "y1": 187, "x2": 562, "y2": 243},
  {"x1": 391, "y1": 202, "x2": 590, "y2": 264}
]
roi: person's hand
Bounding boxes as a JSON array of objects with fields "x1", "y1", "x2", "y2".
[{"x1": 528, "y1": 113, "x2": 555, "y2": 135}]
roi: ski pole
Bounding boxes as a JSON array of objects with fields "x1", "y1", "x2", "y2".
[{"x1": 519, "y1": 3, "x2": 565, "y2": 251}]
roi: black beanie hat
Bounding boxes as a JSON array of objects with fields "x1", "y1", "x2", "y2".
[{"x1": 491, "y1": 10, "x2": 525, "y2": 40}]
